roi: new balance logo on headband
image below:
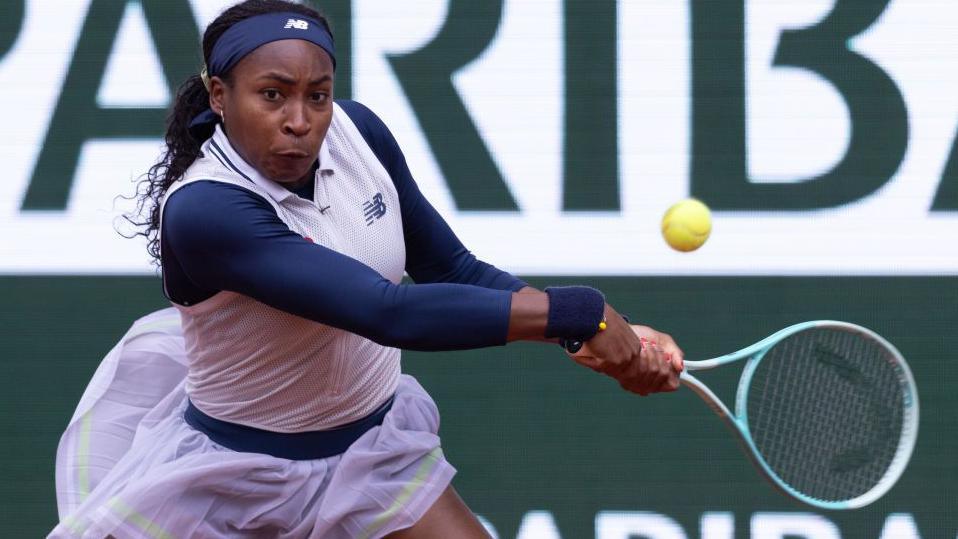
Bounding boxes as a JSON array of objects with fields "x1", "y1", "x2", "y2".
[{"x1": 284, "y1": 19, "x2": 309, "y2": 30}]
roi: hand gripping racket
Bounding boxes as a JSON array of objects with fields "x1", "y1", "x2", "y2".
[{"x1": 582, "y1": 320, "x2": 919, "y2": 509}]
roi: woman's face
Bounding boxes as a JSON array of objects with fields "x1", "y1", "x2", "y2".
[{"x1": 209, "y1": 39, "x2": 334, "y2": 187}]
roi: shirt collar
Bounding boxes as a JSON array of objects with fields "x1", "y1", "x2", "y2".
[
  {"x1": 208, "y1": 124, "x2": 333, "y2": 203},
  {"x1": 318, "y1": 137, "x2": 334, "y2": 175}
]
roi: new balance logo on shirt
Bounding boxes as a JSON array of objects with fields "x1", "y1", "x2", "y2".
[
  {"x1": 284, "y1": 19, "x2": 309, "y2": 30},
  {"x1": 363, "y1": 193, "x2": 386, "y2": 225}
]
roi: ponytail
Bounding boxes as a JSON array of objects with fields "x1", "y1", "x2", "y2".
[{"x1": 129, "y1": 74, "x2": 211, "y2": 262}]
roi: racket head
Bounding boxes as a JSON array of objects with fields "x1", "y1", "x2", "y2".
[{"x1": 729, "y1": 321, "x2": 919, "y2": 509}]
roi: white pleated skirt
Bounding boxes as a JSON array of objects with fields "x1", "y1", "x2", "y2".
[{"x1": 49, "y1": 309, "x2": 456, "y2": 538}]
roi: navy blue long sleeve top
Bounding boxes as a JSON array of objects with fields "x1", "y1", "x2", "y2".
[{"x1": 161, "y1": 100, "x2": 527, "y2": 351}]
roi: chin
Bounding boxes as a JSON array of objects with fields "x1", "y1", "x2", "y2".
[
  {"x1": 271, "y1": 173, "x2": 301, "y2": 184},
  {"x1": 267, "y1": 164, "x2": 311, "y2": 185}
]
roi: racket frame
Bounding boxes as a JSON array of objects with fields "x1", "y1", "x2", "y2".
[{"x1": 680, "y1": 320, "x2": 919, "y2": 510}]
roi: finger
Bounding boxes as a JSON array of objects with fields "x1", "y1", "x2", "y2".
[
  {"x1": 612, "y1": 336, "x2": 643, "y2": 377},
  {"x1": 619, "y1": 378, "x2": 648, "y2": 396},
  {"x1": 575, "y1": 356, "x2": 604, "y2": 373},
  {"x1": 661, "y1": 351, "x2": 685, "y2": 373},
  {"x1": 612, "y1": 348, "x2": 649, "y2": 396},
  {"x1": 648, "y1": 342, "x2": 671, "y2": 368},
  {"x1": 647, "y1": 347, "x2": 677, "y2": 393},
  {"x1": 669, "y1": 367, "x2": 683, "y2": 391},
  {"x1": 657, "y1": 347, "x2": 684, "y2": 372},
  {"x1": 657, "y1": 335, "x2": 685, "y2": 372},
  {"x1": 640, "y1": 346, "x2": 669, "y2": 394},
  {"x1": 654, "y1": 360, "x2": 674, "y2": 392},
  {"x1": 664, "y1": 344, "x2": 684, "y2": 368},
  {"x1": 622, "y1": 351, "x2": 650, "y2": 391},
  {"x1": 660, "y1": 367, "x2": 682, "y2": 392}
]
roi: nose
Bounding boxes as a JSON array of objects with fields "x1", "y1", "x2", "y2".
[{"x1": 282, "y1": 101, "x2": 310, "y2": 137}]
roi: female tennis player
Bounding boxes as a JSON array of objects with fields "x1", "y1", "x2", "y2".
[{"x1": 50, "y1": 1, "x2": 683, "y2": 537}]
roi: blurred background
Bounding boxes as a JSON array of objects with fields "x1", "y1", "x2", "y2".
[{"x1": 1, "y1": 0, "x2": 956, "y2": 537}]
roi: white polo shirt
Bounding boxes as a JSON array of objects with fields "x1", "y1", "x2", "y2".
[{"x1": 161, "y1": 103, "x2": 405, "y2": 432}]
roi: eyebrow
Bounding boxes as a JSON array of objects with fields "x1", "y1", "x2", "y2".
[{"x1": 257, "y1": 72, "x2": 332, "y2": 86}]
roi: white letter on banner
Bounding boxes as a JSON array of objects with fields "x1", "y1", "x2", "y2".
[
  {"x1": 516, "y1": 510, "x2": 562, "y2": 539},
  {"x1": 751, "y1": 513, "x2": 841, "y2": 539},
  {"x1": 878, "y1": 513, "x2": 922, "y2": 539},
  {"x1": 595, "y1": 511, "x2": 686, "y2": 539},
  {"x1": 701, "y1": 512, "x2": 734, "y2": 539}
]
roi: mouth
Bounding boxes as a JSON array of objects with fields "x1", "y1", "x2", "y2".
[{"x1": 275, "y1": 150, "x2": 311, "y2": 159}]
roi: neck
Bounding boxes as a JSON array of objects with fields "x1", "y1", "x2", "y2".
[{"x1": 285, "y1": 163, "x2": 319, "y2": 191}]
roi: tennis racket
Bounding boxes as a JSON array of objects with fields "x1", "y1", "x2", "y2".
[{"x1": 579, "y1": 320, "x2": 919, "y2": 509}]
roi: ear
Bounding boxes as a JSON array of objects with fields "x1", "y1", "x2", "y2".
[{"x1": 208, "y1": 76, "x2": 228, "y2": 117}]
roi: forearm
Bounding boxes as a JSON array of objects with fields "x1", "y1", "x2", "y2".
[
  {"x1": 195, "y1": 239, "x2": 514, "y2": 351},
  {"x1": 507, "y1": 287, "x2": 552, "y2": 342},
  {"x1": 165, "y1": 183, "x2": 515, "y2": 352}
]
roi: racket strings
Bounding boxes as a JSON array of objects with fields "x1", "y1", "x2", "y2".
[{"x1": 745, "y1": 328, "x2": 905, "y2": 502}]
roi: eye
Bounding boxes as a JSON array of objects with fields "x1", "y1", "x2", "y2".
[
  {"x1": 262, "y1": 89, "x2": 281, "y2": 101},
  {"x1": 311, "y1": 92, "x2": 329, "y2": 104}
]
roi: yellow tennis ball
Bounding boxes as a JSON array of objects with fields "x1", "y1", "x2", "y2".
[{"x1": 661, "y1": 198, "x2": 712, "y2": 252}]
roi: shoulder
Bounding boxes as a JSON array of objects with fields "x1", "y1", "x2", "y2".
[
  {"x1": 162, "y1": 181, "x2": 290, "y2": 260},
  {"x1": 166, "y1": 179, "x2": 270, "y2": 205},
  {"x1": 334, "y1": 99, "x2": 404, "y2": 169},
  {"x1": 164, "y1": 181, "x2": 275, "y2": 230},
  {"x1": 336, "y1": 99, "x2": 390, "y2": 134}
]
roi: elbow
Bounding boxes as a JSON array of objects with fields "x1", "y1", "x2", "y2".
[
  {"x1": 349, "y1": 281, "x2": 415, "y2": 348},
  {"x1": 359, "y1": 309, "x2": 407, "y2": 348},
  {"x1": 358, "y1": 297, "x2": 445, "y2": 351}
]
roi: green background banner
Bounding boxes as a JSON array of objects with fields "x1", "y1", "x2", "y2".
[
  {"x1": 3, "y1": 0, "x2": 957, "y2": 536},
  {"x1": 3, "y1": 276, "x2": 954, "y2": 537}
]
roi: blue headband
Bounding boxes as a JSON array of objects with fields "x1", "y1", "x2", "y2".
[{"x1": 189, "y1": 12, "x2": 337, "y2": 135}]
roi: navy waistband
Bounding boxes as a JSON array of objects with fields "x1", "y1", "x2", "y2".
[{"x1": 184, "y1": 396, "x2": 394, "y2": 460}]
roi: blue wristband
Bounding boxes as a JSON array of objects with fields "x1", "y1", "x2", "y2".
[{"x1": 544, "y1": 286, "x2": 606, "y2": 343}]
